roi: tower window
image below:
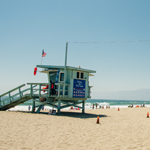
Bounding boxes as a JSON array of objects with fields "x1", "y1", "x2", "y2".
[
  {"x1": 77, "y1": 72, "x2": 80, "y2": 78},
  {"x1": 76, "y1": 71, "x2": 84, "y2": 79},
  {"x1": 60, "y1": 72, "x2": 64, "y2": 81},
  {"x1": 81, "y1": 72, "x2": 84, "y2": 79}
]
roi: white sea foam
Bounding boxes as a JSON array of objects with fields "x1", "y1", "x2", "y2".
[{"x1": 7, "y1": 103, "x2": 150, "y2": 111}]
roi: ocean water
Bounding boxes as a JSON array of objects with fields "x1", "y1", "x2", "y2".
[
  {"x1": 22, "y1": 99, "x2": 150, "y2": 106},
  {"x1": 86, "y1": 99, "x2": 150, "y2": 106},
  {"x1": 9, "y1": 99, "x2": 150, "y2": 111},
  {"x1": 85, "y1": 99, "x2": 150, "y2": 109}
]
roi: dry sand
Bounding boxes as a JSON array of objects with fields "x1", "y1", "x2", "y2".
[{"x1": 0, "y1": 107, "x2": 150, "y2": 150}]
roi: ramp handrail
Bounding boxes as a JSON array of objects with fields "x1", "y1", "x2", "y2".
[
  {"x1": 0, "y1": 84, "x2": 37, "y2": 108},
  {"x1": 0, "y1": 84, "x2": 26, "y2": 108},
  {"x1": 0, "y1": 84, "x2": 25, "y2": 97}
]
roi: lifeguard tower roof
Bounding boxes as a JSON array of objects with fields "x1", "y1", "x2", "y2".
[{"x1": 36, "y1": 65, "x2": 96, "y2": 74}]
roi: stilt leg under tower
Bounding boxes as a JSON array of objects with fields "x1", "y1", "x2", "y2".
[
  {"x1": 32, "y1": 100, "x2": 35, "y2": 113},
  {"x1": 58, "y1": 100, "x2": 61, "y2": 114},
  {"x1": 82, "y1": 100, "x2": 85, "y2": 113}
]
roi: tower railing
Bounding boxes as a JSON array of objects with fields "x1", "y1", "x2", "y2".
[{"x1": 27, "y1": 83, "x2": 69, "y2": 98}]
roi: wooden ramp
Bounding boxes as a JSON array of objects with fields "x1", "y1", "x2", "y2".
[
  {"x1": 0, "y1": 83, "x2": 56, "y2": 111},
  {"x1": 0, "y1": 84, "x2": 37, "y2": 111},
  {"x1": 0, "y1": 95, "x2": 31, "y2": 111}
]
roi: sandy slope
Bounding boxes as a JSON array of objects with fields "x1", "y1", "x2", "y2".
[{"x1": 0, "y1": 107, "x2": 150, "y2": 150}]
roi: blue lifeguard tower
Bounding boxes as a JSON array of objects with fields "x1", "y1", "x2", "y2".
[{"x1": 0, "y1": 43, "x2": 96, "y2": 114}]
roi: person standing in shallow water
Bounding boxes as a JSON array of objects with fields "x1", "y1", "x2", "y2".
[
  {"x1": 93, "y1": 104, "x2": 94, "y2": 109},
  {"x1": 96, "y1": 103, "x2": 97, "y2": 109}
]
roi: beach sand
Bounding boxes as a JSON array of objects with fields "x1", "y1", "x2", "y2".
[{"x1": 0, "y1": 107, "x2": 150, "y2": 150}]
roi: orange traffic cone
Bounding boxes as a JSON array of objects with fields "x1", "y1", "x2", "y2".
[
  {"x1": 147, "y1": 112, "x2": 149, "y2": 118},
  {"x1": 118, "y1": 107, "x2": 120, "y2": 111},
  {"x1": 96, "y1": 116, "x2": 99, "y2": 124}
]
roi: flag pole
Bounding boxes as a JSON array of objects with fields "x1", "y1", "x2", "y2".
[
  {"x1": 41, "y1": 55, "x2": 43, "y2": 66},
  {"x1": 41, "y1": 49, "x2": 44, "y2": 66},
  {"x1": 41, "y1": 49, "x2": 44, "y2": 71}
]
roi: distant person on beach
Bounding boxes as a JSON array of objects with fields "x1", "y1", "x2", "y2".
[
  {"x1": 93, "y1": 104, "x2": 94, "y2": 109},
  {"x1": 28, "y1": 105, "x2": 31, "y2": 111},
  {"x1": 96, "y1": 103, "x2": 97, "y2": 109}
]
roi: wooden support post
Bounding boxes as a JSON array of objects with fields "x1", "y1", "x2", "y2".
[
  {"x1": 39, "y1": 84, "x2": 41, "y2": 97},
  {"x1": 32, "y1": 100, "x2": 35, "y2": 113},
  {"x1": 82, "y1": 100, "x2": 85, "y2": 113},
  {"x1": 63, "y1": 84, "x2": 65, "y2": 97},
  {"x1": 0, "y1": 96, "x2": 1, "y2": 108},
  {"x1": 36, "y1": 105, "x2": 43, "y2": 113},
  {"x1": 30, "y1": 84, "x2": 33, "y2": 97},
  {"x1": 8, "y1": 92, "x2": 11, "y2": 103},
  {"x1": 58, "y1": 100, "x2": 61, "y2": 114},
  {"x1": 48, "y1": 83, "x2": 51, "y2": 97},
  {"x1": 58, "y1": 84, "x2": 60, "y2": 97}
]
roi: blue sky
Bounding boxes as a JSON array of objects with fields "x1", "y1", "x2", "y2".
[{"x1": 0, "y1": 0, "x2": 150, "y2": 100}]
